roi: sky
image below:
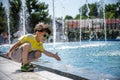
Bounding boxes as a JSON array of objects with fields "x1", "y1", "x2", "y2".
[{"x1": 1, "y1": 0, "x2": 118, "y2": 18}]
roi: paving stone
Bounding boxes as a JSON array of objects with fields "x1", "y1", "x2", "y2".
[{"x1": 0, "y1": 57, "x2": 73, "y2": 80}]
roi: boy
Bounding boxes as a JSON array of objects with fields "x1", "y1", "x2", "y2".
[{"x1": 5, "y1": 23, "x2": 61, "y2": 72}]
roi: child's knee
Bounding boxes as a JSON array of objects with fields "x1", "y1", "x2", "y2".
[
  {"x1": 22, "y1": 43, "x2": 31, "y2": 50},
  {"x1": 35, "y1": 51, "x2": 42, "y2": 59}
]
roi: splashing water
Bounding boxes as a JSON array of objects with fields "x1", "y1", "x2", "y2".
[
  {"x1": 5, "y1": 0, "x2": 11, "y2": 44},
  {"x1": 19, "y1": 0, "x2": 29, "y2": 35},
  {"x1": 97, "y1": 0, "x2": 107, "y2": 41},
  {"x1": 97, "y1": 0, "x2": 104, "y2": 17},
  {"x1": 86, "y1": 0, "x2": 90, "y2": 18}
]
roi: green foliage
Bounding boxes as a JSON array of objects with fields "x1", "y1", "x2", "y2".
[
  {"x1": 106, "y1": 12, "x2": 115, "y2": 19},
  {"x1": 26, "y1": 0, "x2": 51, "y2": 33},
  {"x1": 75, "y1": 2, "x2": 120, "y2": 19},
  {"x1": 89, "y1": 3, "x2": 98, "y2": 18},
  {"x1": 3, "y1": 0, "x2": 51, "y2": 33},
  {"x1": 0, "y1": 2, "x2": 7, "y2": 33},
  {"x1": 75, "y1": 14, "x2": 80, "y2": 19},
  {"x1": 9, "y1": 0, "x2": 21, "y2": 13},
  {"x1": 82, "y1": 4, "x2": 88, "y2": 18},
  {"x1": 64, "y1": 15, "x2": 73, "y2": 20},
  {"x1": 9, "y1": 0, "x2": 21, "y2": 34}
]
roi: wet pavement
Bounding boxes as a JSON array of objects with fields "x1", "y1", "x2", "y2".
[{"x1": 0, "y1": 56, "x2": 74, "y2": 80}]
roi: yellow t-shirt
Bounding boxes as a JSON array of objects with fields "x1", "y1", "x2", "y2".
[{"x1": 18, "y1": 34, "x2": 44, "y2": 52}]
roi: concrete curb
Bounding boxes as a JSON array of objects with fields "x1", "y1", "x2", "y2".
[{"x1": 35, "y1": 64, "x2": 88, "y2": 80}]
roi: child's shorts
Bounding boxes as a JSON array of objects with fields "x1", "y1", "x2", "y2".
[{"x1": 10, "y1": 47, "x2": 36, "y2": 63}]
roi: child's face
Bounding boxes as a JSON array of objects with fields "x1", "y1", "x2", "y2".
[{"x1": 36, "y1": 31, "x2": 49, "y2": 43}]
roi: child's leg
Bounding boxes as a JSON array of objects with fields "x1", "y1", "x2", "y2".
[
  {"x1": 27, "y1": 51, "x2": 42, "y2": 63},
  {"x1": 10, "y1": 47, "x2": 22, "y2": 62},
  {"x1": 21, "y1": 51, "x2": 41, "y2": 71},
  {"x1": 21, "y1": 43, "x2": 31, "y2": 65}
]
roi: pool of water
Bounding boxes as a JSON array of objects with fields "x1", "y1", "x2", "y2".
[
  {"x1": 41, "y1": 41, "x2": 120, "y2": 78},
  {"x1": 0, "y1": 41, "x2": 120, "y2": 78}
]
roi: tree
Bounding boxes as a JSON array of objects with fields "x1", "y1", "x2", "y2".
[
  {"x1": 26, "y1": 0, "x2": 51, "y2": 33},
  {"x1": 76, "y1": 2, "x2": 119, "y2": 19},
  {"x1": 64, "y1": 15, "x2": 73, "y2": 20},
  {"x1": 89, "y1": 3, "x2": 98, "y2": 18},
  {"x1": 75, "y1": 14, "x2": 80, "y2": 19},
  {"x1": 6, "y1": 0, "x2": 51, "y2": 34},
  {"x1": 9, "y1": 0, "x2": 21, "y2": 34},
  {"x1": 81, "y1": 4, "x2": 88, "y2": 19},
  {"x1": 105, "y1": 4, "x2": 116, "y2": 19},
  {"x1": 0, "y1": 2, "x2": 7, "y2": 33}
]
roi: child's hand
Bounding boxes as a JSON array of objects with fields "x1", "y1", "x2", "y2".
[
  {"x1": 54, "y1": 52, "x2": 61, "y2": 61},
  {"x1": 5, "y1": 52, "x2": 10, "y2": 58}
]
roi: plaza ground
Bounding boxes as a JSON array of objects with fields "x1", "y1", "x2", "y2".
[{"x1": 0, "y1": 56, "x2": 87, "y2": 80}]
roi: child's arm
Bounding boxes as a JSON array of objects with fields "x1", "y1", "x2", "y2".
[
  {"x1": 5, "y1": 41, "x2": 21, "y2": 58},
  {"x1": 43, "y1": 50, "x2": 61, "y2": 61}
]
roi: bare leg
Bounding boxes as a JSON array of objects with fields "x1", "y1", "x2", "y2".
[
  {"x1": 27, "y1": 51, "x2": 42, "y2": 63},
  {"x1": 22, "y1": 43, "x2": 31, "y2": 65}
]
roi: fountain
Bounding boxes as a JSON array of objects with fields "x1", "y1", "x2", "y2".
[
  {"x1": 79, "y1": 7, "x2": 82, "y2": 45},
  {"x1": 0, "y1": 0, "x2": 120, "y2": 80},
  {"x1": 19, "y1": 0, "x2": 28, "y2": 35},
  {"x1": 5, "y1": 0, "x2": 11, "y2": 44},
  {"x1": 97, "y1": 0, "x2": 107, "y2": 41},
  {"x1": 10, "y1": 0, "x2": 28, "y2": 43},
  {"x1": 85, "y1": 0, "x2": 93, "y2": 42},
  {"x1": 52, "y1": 0, "x2": 56, "y2": 47},
  {"x1": 102, "y1": 1, "x2": 107, "y2": 42},
  {"x1": 6, "y1": 9, "x2": 11, "y2": 44},
  {"x1": 86, "y1": 0, "x2": 90, "y2": 19},
  {"x1": 85, "y1": 0, "x2": 97, "y2": 42}
]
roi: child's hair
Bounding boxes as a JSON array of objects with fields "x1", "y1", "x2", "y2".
[
  {"x1": 34, "y1": 22, "x2": 51, "y2": 35},
  {"x1": 34, "y1": 22, "x2": 44, "y2": 32},
  {"x1": 43, "y1": 28, "x2": 51, "y2": 35}
]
